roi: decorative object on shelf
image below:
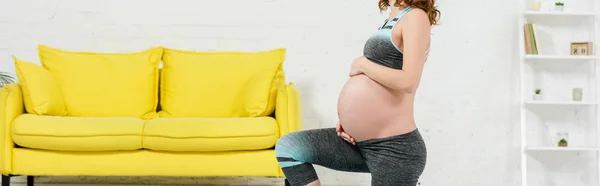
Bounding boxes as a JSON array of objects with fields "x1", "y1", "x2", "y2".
[
  {"x1": 554, "y1": 2, "x2": 564, "y2": 11},
  {"x1": 0, "y1": 72, "x2": 15, "y2": 88},
  {"x1": 558, "y1": 139, "x2": 568, "y2": 147},
  {"x1": 529, "y1": 0, "x2": 541, "y2": 11},
  {"x1": 523, "y1": 23, "x2": 540, "y2": 54},
  {"x1": 533, "y1": 89, "x2": 543, "y2": 100},
  {"x1": 555, "y1": 132, "x2": 569, "y2": 147},
  {"x1": 572, "y1": 87, "x2": 583, "y2": 101},
  {"x1": 570, "y1": 42, "x2": 594, "y2": 56}
]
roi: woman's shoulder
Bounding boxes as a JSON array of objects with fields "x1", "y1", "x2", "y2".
[
  {"x1": 405, "y1": 7, "x2": 428, "y2": 18},
  {"x1": 403, "y1": 7, "x2": 430, "y2": 25}
]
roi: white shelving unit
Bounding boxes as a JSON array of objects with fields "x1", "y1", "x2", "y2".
[
  {"x1": 518, "y1": 0, "x2": 599, "y2": 186},
  {"x1": 525, "y1": 54, "x2": 600, "y2": 60},
  {"x1": 524, "y1": 10, "x2": 597, "y2": 16},
  {"x1": 524, "y1": 100, "x2": 598, "y2": 105}
]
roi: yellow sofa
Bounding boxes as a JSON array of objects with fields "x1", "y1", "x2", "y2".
[{"x1": 0, "y1": 45, "x2": 302, "y2": 186}]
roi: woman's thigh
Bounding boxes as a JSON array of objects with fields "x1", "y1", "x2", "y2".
[
  {"x1": 359, "y1": 130, "x2": 427, "y2": 186},
  {"x1": 275, "y1": 128, "x2": 370, "y2": 173}
]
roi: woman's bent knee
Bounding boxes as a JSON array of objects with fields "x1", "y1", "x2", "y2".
[
  {"x1": 275, "y1": 132, "x2": 314, "y2": 168},
  {"x1": 275, "y1": 132, "x2": 297, "y2": 157}
]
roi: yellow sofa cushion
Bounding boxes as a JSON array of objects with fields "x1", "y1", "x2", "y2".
[
  {"x1": 143, "y1": 117, "x2": 279, "y2": 152},
  {"x1": 12, "y1": 114, "x2": 145, "y2": 151},
  {"x1": 159, "y1": 48, "x2": 286, "y2": 118},
  {"x1": 37, "y1": 45, "x2": 162, "y2": 119},
  {"x1": 12, "y1": 149, "x2": 281, "y2": 177},
  {"x1": 13, "y1": 56, "x2": 67, "y2": 116}
]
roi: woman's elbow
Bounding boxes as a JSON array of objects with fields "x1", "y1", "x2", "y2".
[
  {"x1": 394, "y1": 82, "x2": 418, "y2": 94},
  {"x1": 402, "y1": 85, "x2": 418, "y2": 94}
]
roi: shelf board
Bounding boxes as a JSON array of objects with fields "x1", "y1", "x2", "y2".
[
  {"x1": 524, "y1": 100, "x2": 597, "y2": 105},
  {"x1": 524, "y1": 54, "x2": 599, "y2": 60},
  {"x1": 526, "y1": 146, "x2": 599, "y2": 152},
  {"x1": 524, "y1": 11, "x2": 596, "y2": 16}
]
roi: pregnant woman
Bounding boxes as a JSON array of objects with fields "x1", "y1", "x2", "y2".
[{"x1": 275, "y1": 0, "x2": 440, "y2": 185}]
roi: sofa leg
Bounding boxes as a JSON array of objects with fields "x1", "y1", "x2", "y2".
[
  {"x1": 27, "y1": 176, "x2": 33, "y2": 186},
  {"x1": 284, "y1": 179, "x2": 291, "y2": 186},
  {"x1": 1, "y1": 175, "x2": 10, "y2": 186}
]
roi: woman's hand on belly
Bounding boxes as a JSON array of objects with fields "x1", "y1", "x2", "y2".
[
  {"x1": 336, "y1": 121, "x2": 356, "y2": 145},
  {"x1": 349, "y1": 56, "x2": 366, "y2": 77}
]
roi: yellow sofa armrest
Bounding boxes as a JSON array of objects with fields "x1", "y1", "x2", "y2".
[
  {"x1": 275, "y1": 83, "x2": 302, "y2": 137},
  {"x1": 0, "y1": 83, "x2": 24, "y2": 174}
]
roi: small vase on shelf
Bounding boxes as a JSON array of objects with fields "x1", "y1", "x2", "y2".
[
  {"x1": 573, "y1": 88, "x2": 583, "y2": 101},
  {"x1": 533, "y1": 89, "x2": 543, "y2": 100},
  {"x1": 555, "y1": 132, "x2": 569, "y2": 147},
  {"x1": 558, "y1": 139, "x2": 568, "y2": 147},
  {"x1": 554, "y1": 2, "x2": 564, "y2": 11}
]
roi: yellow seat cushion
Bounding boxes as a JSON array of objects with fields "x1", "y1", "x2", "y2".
[
  {"x1": 143, "y1": 117, "x2": 279, "y2": 152},
  {"x1": 12, "y1": 114, "x2": 145, "y2": 151},
  {"x1": 37, "y1": 45, "x2": 163, "y2": 119},
  {"x1": 13, "y1": 56, "x2": 67, "y2": 116},
  {"x1": 159, "y1": 48, "x2": 286, "y2": 118}
]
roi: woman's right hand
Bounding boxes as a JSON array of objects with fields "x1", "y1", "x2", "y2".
[{"x1": 336, "y1": 121, "x2": 356, "y2": 145}]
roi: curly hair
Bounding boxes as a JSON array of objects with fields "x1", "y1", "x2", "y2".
[{"x1": 379, "y1": 0, "x2": 440, "y2": 25}]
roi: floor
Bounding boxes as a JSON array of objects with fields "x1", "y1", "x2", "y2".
[
  {"x1": 2, "y1": 176, "x2": 365, "y2": 185},
  {"x1": 2, "y1": 176, "x2": 288, "y2": 186},
  {"x1": 5, "y1": 184, "x2": 284, "y2": 186},
  {"x1": 9, "y1": 185, "x2": 291, "y2": 186},
  {"x1": 2, "y1": 181, "x2": 356, "y2": 186},
  {"x1": 4, "y1": 182, "x2": 290, "y2": 186},
  {"x1": 11, "y1": 185, "x2": 285, "y2": 186}
]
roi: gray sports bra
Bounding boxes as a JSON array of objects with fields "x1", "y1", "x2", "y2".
[{"x1": 363, "y1": 6, "x2": 429, "y2": 70}]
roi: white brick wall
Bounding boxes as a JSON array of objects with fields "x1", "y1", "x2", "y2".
[{"x1": 3, "y1": 0, "x2": 592, "y2": 185}]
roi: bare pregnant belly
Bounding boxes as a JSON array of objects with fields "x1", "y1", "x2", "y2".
[{"x1": 337, "y1": 75, "x2": 404, "y2": 142}]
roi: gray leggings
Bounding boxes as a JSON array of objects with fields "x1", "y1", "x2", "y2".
[{"x1": 275, "y1": 128, "x2": 427, "y2": 186}]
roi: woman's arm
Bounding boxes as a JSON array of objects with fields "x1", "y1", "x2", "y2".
[{"x1": 351, "y1": 9, "x2": 430, "y2": 94}]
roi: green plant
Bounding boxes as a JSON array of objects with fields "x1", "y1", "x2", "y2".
[
  {"x1": 558, "y1": 138, "x2": 568, "y2": 147},
  {"x1": 534, "y1": 89, "x2": 541, "y2": 94},
  {"x1": 555, "y1": 2, "x2": 564, "y2": 6},
  {"x1": 0, "y1": 72, "x2": 15, "y2": 88}
]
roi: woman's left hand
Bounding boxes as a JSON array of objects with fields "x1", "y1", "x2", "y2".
[{"x1": 349, "y1": 56, "x2": 366, "y2": 77}]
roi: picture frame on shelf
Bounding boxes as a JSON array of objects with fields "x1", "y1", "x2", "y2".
[{"x1": 570, "y1": 42, "x2": 593, "y2": 56}]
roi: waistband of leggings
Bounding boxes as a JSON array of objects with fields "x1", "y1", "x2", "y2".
[{"x1": 356, "y1": 129, "x2": 424, "y2": 145}]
